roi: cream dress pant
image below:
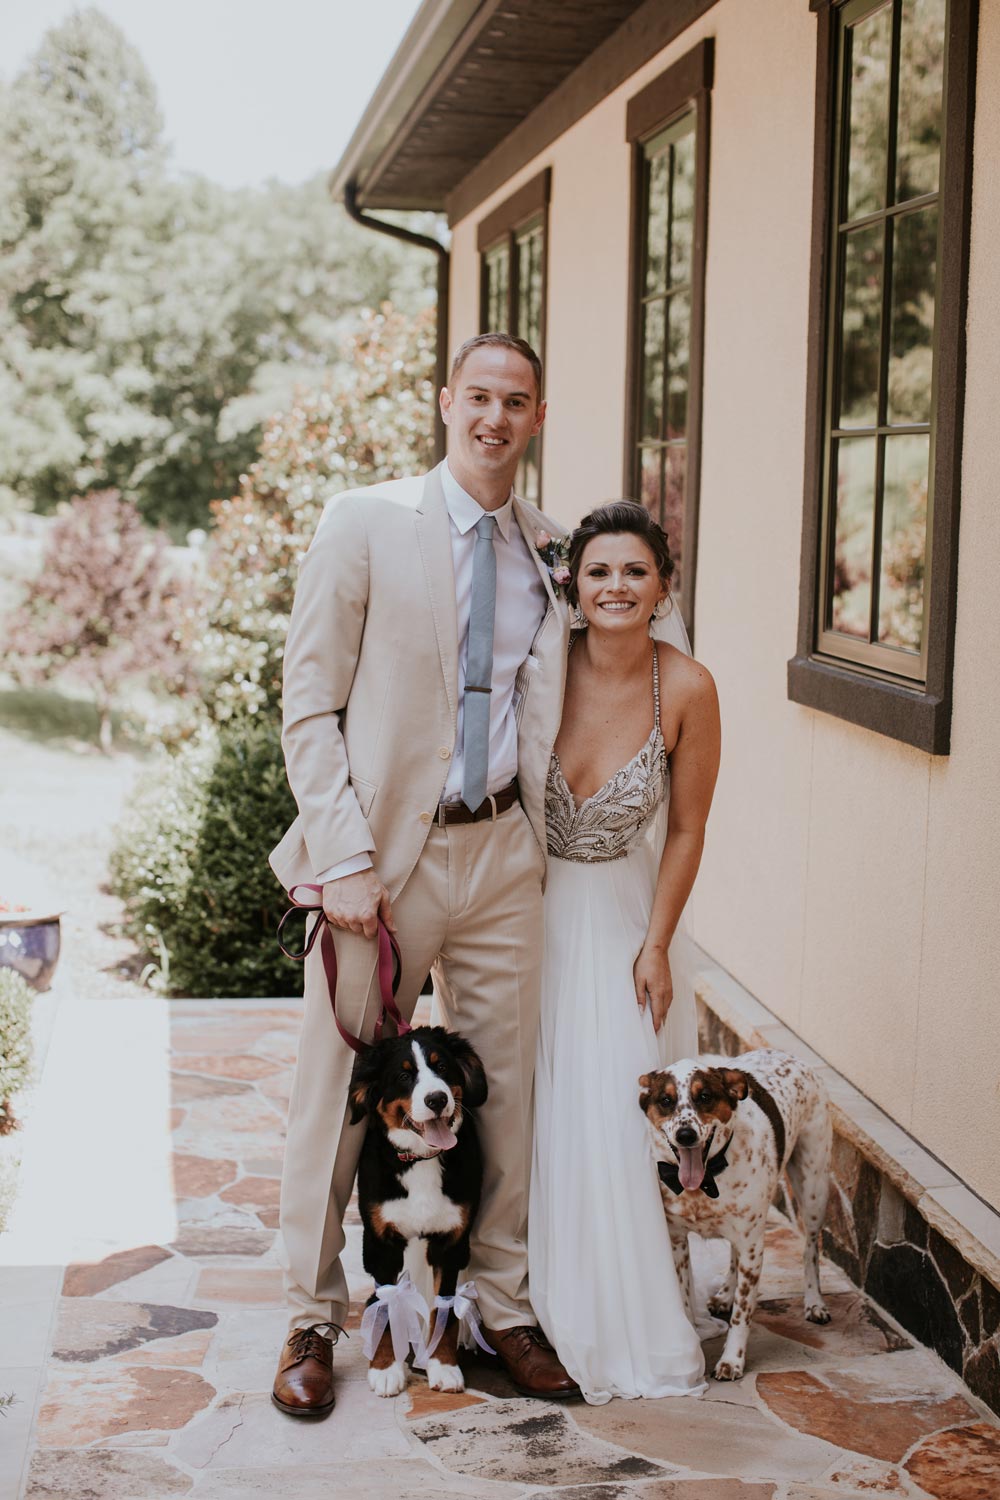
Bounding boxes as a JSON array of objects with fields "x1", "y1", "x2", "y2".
[{"x1": 278, "y1": 803, "x2": 545, "y2": 1332}]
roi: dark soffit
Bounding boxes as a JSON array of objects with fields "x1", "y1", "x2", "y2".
[{"x1": 330, "y1": 0, "x2": 653, "y2": 214}]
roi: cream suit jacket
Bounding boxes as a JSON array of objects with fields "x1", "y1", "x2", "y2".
[{"x1": 269, "y1": 462, "x2": 570, "y2": 897}]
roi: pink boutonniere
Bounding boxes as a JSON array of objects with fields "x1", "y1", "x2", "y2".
[{"x1": 534, "y1": 531, "x2": 572, "y2": 595}]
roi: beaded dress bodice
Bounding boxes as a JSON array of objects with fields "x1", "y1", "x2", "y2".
[{"x1": 545, "y1": 646, "x2": 668, "y2": 863}]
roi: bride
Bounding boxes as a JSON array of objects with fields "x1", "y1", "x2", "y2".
[{"x1": 529, "y1": 500, "x2": 721, "y2": 1405}]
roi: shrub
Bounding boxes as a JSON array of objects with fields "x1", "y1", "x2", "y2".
[
  {"x1": 3, "y1": 490, "x2": 193, "y2": 752},
  {"x1": 110, "y1": 719, "x2": 299, "y2": 997},
  {"x1": 0, "y1": 969, "x2": 33, "y2": 1134}
]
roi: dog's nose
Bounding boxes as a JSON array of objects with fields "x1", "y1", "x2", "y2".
[
  {"x1": 424, "y1": 1091, "x2": 449, "y2": 1116},
  {"x1": 675, "y1": 1124, "x2": 699, "y2": 1147}
]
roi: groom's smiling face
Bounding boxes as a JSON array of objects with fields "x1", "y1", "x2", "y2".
[{"x1": 440, "y1": 346, "x2": 546, "y2": 500}]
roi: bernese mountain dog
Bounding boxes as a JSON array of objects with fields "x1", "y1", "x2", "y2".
[{"x1": 349, "y1": 1025, "x2": 488, "y2": 1396}]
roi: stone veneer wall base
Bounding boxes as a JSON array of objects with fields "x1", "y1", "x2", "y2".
[{"x1": 689, "y1": 943, "x2": 1000, "y2": 1417}]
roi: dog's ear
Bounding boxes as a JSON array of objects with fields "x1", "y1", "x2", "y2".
[
  {"x1": 348, "y1": 1050, "x2": 382, "y2": 1125},
  {"x1": 638, "y1": 1073, "x2": 653, "y2": 1113},
  {"x1": 448, "y1": 1034, "x2": 488, "y2": 1110},
  {"x1": 719, "y1": 1068, "x2": 749, "y2": 1105}
]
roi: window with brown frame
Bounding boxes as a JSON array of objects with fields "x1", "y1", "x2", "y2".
[
  {"x1": 478, "y1": 169, "x2": 550, "y2": 503},
  {"x1": 789, "y1": 0, "x2": 977, "y2": 753},
  {"x1": 624, "y1": 40, "x2": 712, "y2": 640}
]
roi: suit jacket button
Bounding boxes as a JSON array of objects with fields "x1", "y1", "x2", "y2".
[
  {"x1": 419, "y1": 811, "x2": 432, "y2": 824},
  {"x1": 438, "y1": 747, "x2": 451, "y2": 759}
]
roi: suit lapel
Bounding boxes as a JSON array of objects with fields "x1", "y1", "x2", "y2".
[
  {"x1": 514, "y1": 498, "x2": 559, "y2": 613},
  {"x1": 415, "y1": 464, "x2": 459, "y2": 723}
]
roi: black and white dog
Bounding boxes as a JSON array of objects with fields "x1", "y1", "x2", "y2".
[{"x1": 349, "y1": 1025, "x2": 488, "y2": 1396}]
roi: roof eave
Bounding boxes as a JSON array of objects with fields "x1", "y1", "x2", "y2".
[{"x1": 328, "y1": 0, "x2": 483, "y2": 208}]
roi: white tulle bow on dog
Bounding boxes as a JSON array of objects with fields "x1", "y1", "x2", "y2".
[
  {"x1": 360, "y1": 1272, "x2": 431, "y2": 1363},
  {"x1": 420, "y1": 1279, "x2": 495, "y2": 1362}
]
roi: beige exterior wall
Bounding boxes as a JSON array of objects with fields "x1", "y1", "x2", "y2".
[{"x1": 448, "y1": 0, "x2": 1000, "y2": 1209}]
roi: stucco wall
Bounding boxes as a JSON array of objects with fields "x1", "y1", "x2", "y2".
[{"x1": 447, "y1": 0, "x2": 1000, "y2": 1209}]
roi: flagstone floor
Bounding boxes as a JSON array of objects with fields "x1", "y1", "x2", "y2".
[{"x1": 5, "y1": 996, "x2": 1000, "y2": 1500}]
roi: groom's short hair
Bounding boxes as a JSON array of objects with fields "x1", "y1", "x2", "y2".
[{"x1": 449, "y1": 333, "x2": 543, "y2": 402}]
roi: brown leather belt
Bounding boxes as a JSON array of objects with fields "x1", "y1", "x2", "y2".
[{"x1": 437, "y1": 779, "x2": 520, "y2": 827}]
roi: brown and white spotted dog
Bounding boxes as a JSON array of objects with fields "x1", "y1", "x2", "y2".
[{"x1": 639, "y1": 1048, "x2": 831, "y2": 1381}]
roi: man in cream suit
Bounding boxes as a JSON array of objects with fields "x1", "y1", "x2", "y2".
[{"x1": 270, "y1": 333, "x2": 577, "y2": 1415}]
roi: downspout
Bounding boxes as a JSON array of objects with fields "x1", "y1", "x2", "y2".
[{"x1": 343, "y1": 179, "x2": 449, "y2": 463}]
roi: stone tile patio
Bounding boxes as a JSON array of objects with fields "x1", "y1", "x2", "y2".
[{"x1": 4, "y1": 997, "x2": 1000, "y2": 1499}]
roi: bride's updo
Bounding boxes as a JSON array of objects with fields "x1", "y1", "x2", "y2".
[{"x1": 566, "y1": 500, "x2": 675, "y2": 608}]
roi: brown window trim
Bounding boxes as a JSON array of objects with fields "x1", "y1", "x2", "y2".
[
  {"x1": 477, "y1": 167, "x2": 551, "y2": 342},
  {"x1": 623, "y1": 38, "x2": 713, "y2": 641},
  {"x1": 788, "y1": 0, "x2": 979, "y2": 756}
]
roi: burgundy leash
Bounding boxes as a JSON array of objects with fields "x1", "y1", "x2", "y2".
[{"x1": 277, "y1": 883, "x2": 409, "y2": 1055}]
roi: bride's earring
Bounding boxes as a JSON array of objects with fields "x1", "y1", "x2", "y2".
[
  {"x1": 651, "y1": 599, "x2": 668, "y2": 620},
  {"x1": 570, "y1": 604, "x2": 588, "y2": 630}
]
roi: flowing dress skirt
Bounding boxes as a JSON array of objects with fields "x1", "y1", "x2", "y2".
[{"x1": 529, "y1": 807, "x2": 707, "y2": 1404}]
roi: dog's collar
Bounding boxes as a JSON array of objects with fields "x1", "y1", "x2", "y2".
[
  {"x1": 657, "y1": 1131, "x2": 732, "y2": 1199},
  {"x1": 395, "y1": 1146, "x2": 444, "y2": 1162}
]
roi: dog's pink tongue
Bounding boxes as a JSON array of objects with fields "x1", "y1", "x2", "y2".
[
  {"x1": 678, "y1": 1145, "x2": 705, "y2": 1191},
  {"x1": 422, "y1": 1117, "x2": 457, "y2": 1151}
]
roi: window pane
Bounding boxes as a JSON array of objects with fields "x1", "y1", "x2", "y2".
[
  {"x1": 640, "y1": 298, "x2": 665, "y2": 440},
  {"x1": 896, "y1": 0, "x2": 946, "y2": 203},
  {"x1": 831, "y1": 436, "x2": 877, "y2": 638},
  {"x1": 669, "y1": 126, "x2": 696, "y2": 289},
  {"x1": 887, "y1": 205, "x2": 937, "y2": 425},
  {"x1": 846, "y1": 3, "x2": 892, "y2": 223},
  {"x1": 664, "y1": 444, "x2": 687, "y2": 592},
  {"x1": 516, "y1": 223, "x2": 544, "y2": 351},
  {"x1": 485, "y1": 243, "x2": 509, "y2": 331},
  {"x1": 667, "y1": 290, "x2": 690, "y2": 441},
  {"x1": 644, "y1": 150, "x2": 669, "y2": 296},
  {"x1": 878, "y1": 433, "x2": 928, "y2": 651},
  {"x1": 639, "y1": 445, "x2": 664, "y2": 527},
  {"x1": 839, "y1": 221, "x2": 884, "y2": 428}
]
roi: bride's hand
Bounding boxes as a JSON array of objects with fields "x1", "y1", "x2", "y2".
[{"x1": 633, "y1": 941, "x2": 673, "y2": 1033}]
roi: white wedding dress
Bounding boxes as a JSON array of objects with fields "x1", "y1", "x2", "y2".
[{"x1": 529, "y1": 642, "x2": 708, "y2": 1404}]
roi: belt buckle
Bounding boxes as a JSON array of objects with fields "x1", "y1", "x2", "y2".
[
  {"x1": 437, "y1": 802, "x2": 448, "y2": 828},
  {"x1": 485, "y1": 793, "x2": 498, "y2": 824}
]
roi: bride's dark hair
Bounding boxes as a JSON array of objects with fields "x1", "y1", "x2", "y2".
[{"x1": 566, "y1": 500, "x2": 675, "y2": 607}]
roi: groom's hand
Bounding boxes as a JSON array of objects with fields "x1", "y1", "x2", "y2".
[{"x1": 322, "y1": 870, "x2": 396, "y2": 941}]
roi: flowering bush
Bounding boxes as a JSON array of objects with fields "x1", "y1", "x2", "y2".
[
  {"x1": 184, "y1": 303, "x2": 436, "y2": 726},
  {"x1": 3, "y1": 490, "x2": 192, "y2": 751},
  {"x1": 0, "y1": 969, "x2": 33, "y2": 1134}
]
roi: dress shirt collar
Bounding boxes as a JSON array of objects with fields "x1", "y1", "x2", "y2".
[{"x1": 442, "y1": 460, "x2": 515, "y2": 543}]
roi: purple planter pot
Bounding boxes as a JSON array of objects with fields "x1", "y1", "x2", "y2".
[{"x1": 0, "y1": 915, "x2": 62, "y2": 992}]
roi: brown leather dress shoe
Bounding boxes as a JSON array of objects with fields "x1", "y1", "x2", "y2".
[
  {"x1": 271, "y1": 1323, "x2": 341, "y2": 1417},
  {"x1": 482, "y1": 1324, "x2": 581, "y2": 1399}
]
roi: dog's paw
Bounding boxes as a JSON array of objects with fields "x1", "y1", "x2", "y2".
[
  {"x1": 707, "y1": 1293, "x2": 734, "y2": 1321},
  {"x1": 804, "y1": 1299, "x2": 831, "y2": 1324},
  {"x1": 712, "y1": 1353, "x2": 746, "y2": 1381},
  {"x1": 368, "y1": 1361, "x2": 407, "y2": 1397},
  {"x1": 426, "y1": 1357, "x2": 465, "y2": 1393}
]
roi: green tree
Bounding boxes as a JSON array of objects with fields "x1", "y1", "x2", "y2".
[{"x1": 0, "y1": 9, "x2": 437, "y2": 532}]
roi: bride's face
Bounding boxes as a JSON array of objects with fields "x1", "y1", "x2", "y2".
[{"x1": 576, "y1": 532, "x2": 667, "y2": 633}]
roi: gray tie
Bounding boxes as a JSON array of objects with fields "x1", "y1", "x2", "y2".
[{"x1": 461, "y1": 514, "x2": 497, "y2": 812}]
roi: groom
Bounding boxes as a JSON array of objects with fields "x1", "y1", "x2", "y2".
[{"x1": 269, "y1": 332, "x2": 577, "y2": 1415}]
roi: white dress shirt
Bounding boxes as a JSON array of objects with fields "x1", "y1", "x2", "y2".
[{"x1": 316, "y1": 461, "x2": 549, "y2": 883}]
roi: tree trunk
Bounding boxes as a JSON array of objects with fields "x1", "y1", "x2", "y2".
[{"x1": 96, "y1": 693, "x2": 114, "y2": 755}]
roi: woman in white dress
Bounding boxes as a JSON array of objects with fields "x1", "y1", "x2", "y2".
[{"x1": 529, "y1": 501, "x2": 721, "y2": 1405}]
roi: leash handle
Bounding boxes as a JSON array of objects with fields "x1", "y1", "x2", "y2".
[{"x1": 278, "y1": 882, "x2": 408, "y2": 1056}]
